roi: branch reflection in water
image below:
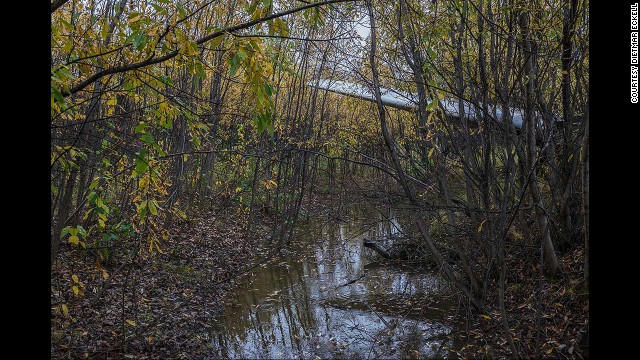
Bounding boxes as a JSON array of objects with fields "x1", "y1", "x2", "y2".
[{"x1": 210, "y1": 204, "x2": 465, "y2": 359}]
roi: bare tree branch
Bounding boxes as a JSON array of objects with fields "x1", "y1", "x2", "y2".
[
  {"x1": 62, "y1": 0, "x2": 359, "y2": 97},
  {"x1": 51, "y1": 0, "x2": 70, "y2": 13}
]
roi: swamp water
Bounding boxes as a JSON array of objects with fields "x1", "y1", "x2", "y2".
[{"x1": 209, "y1": 205, "x2": 467, "y2": 358}]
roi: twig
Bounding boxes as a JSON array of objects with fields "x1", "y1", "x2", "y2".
[{"x1": 335, "y1": 273, "x2": 365, "y2": 288}]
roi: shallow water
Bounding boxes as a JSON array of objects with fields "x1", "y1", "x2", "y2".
[{"x1": 209, "y1": 205, "x2": 466, "y2": 358}]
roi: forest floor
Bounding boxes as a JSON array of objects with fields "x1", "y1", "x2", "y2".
[
  {"x1": 456, "y1": 244, "x2": 590, "y2": 359},
  {"x1": 51, "y1": 199, "x2": 281, "y2": 359},
  {"x1": 51, "y1": 192, "x2": 588, "y2": 359}
]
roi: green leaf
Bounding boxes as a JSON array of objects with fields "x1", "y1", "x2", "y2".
[
  {"x1": 135, "y1": 150, "x2": 148, "y2": 174},
  {"x1": 88, "y1": 191, "x2": 98, "y2": 205},
  {"x1": 159, "y1": 76, "x2": 173, "y2": 86},
  {"x1": 229, "y1": 56, "x2": 239, "y2": 77},
  {"x1": 426, "y1": 47, "x2": 436, "y2": 59},
  {"x1": 176, "y1": 2, "x2": 186, "y2": 17},
  {"x1": 237, "y1": 48, "x2": 248, "y2": 60},
  {"x1": 248, "y1": 0, "x2": 258, "y2": 15},
  {"x1": 141, "y1": 133, "x2": 155, "y2": 145},
  {"x1": 59, "y1": 18, "x2": 73, "y2": 31},
  {"x1": 133, "y1": 33, "x2": 146, "y2": 50},
  {"x1": 255, "y1": 113, "x2": 265, "y2": 134},
  {"x1": 77, "y1": 226, "x2": 87, "y2": 238},
  {"x1": 125, "y1": 30, "x2": 140, "y2": 44},
  {"x1": 51, "y1": 85, "x2": 66, "y2": 105},
  {"x1": 196, "y1": 62, "x2": 205, "y2": 79},
  {"x1": 266, "y1": 117, "x2": 274, "y2": 135},
  {"x1": 148, "y1": 200, "x2": 158, "y2": 215},
  {"x1": 60, "y1": 226, "x2": 72, "y2": 238},
  {"x1": 135, "y1": 158, "x2": 148, "y2": 174},
  {"x1": 151, "y1": 3, "x2": 167, "y2": 14},
  {"x1": 138, "y1": 201, "x2": 148, "y2": 221}
]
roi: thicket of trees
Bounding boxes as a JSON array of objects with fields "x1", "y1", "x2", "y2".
[{"x1": 52, "y1": 0, "x2": 588, "y2": 357}]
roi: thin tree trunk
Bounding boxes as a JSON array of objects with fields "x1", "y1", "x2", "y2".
[
  {"x1": 367, "y1": 0, "x2": 416, "y2": 204},
  {"x1": 52, "y1": 170, "x2": 78, "y2": 269},
  {"x1": 368, "y1": 0, "x2": 484, "y2": 313},
  {"x1": 558, "y1": 0, "x2": 578, "y2": 245},
  {"x1": 519, "y1": 8, "x2": 560, "y2": 277},
  {"x1": 581, "y1": 108, "x2": 589, "y2": 288}
]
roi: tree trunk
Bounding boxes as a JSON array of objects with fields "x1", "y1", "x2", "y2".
[
  {"x1": 581, "y1": 108, "x2": 589, "y2": 288},
  {"x1": 367, "y1": 0, "x2": 416, "y2": 204},
  {"x1": 519, "y1": 9, "x2": 560, "y2": 277},
  {"x1": 52, "y1": 170, "x2": 77, "y2": 269}
]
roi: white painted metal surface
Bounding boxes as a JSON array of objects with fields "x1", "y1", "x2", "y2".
[{"x1": 309, "y1": 79, "x2": 562, "y2": 129}]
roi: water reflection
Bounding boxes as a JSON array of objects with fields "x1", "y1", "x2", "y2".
[{"x1": 210, "y1": 205, "x2": 462, "y2": 358}]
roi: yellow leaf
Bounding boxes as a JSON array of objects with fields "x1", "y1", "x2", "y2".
[
  {"x1": 129, "y1": 14, "x2": 142, "y2": 23},
  {"x1": 546, "y1": 347, "x2": 553, "y2": 354},
  {"x1": 263, "y1": 179, "x2": 277, "y2": 189},
  {"x1": 72, "y1": 286, "x2": 79, "y2": 295},
  {"x1": 69, "y1": 235, "x2": 80, "y2": 245},
  {"x1": 477, "y1": 219, "x2": 487, "y2": 233},
  {"x1": 72, "y1": 275, "x2": 79, "y2": 283},
  {"x1": 480, "y1": 314, "x2": 491, "y2": 320},
  {"x1": 211, "y1": 36, "x2": 223, "y2": 49},
  {"x1": 107, "y1": 98, "x2": 117, "y2": 106},
  {"x1": 102, "y1": 270, "x2": 110, "y2": 279},
  {"x1": 126, "y1": 319, "x2": 137, "y2": 327},
  {"x1": 79, "y1": 63, "x2": 91, "y2": 75},
  {"x1": 147, "y1": 335, "x2": 153, "y2": 343},
  {"x1": 428, "y1": 148, "x2": 435, "y2": 158},
  {"x1": 101, "y1": 21, "x2": 110, "y2": 41},
  {"x1": 61, "y1": 304, "x2": 69, "y2": 317}
]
